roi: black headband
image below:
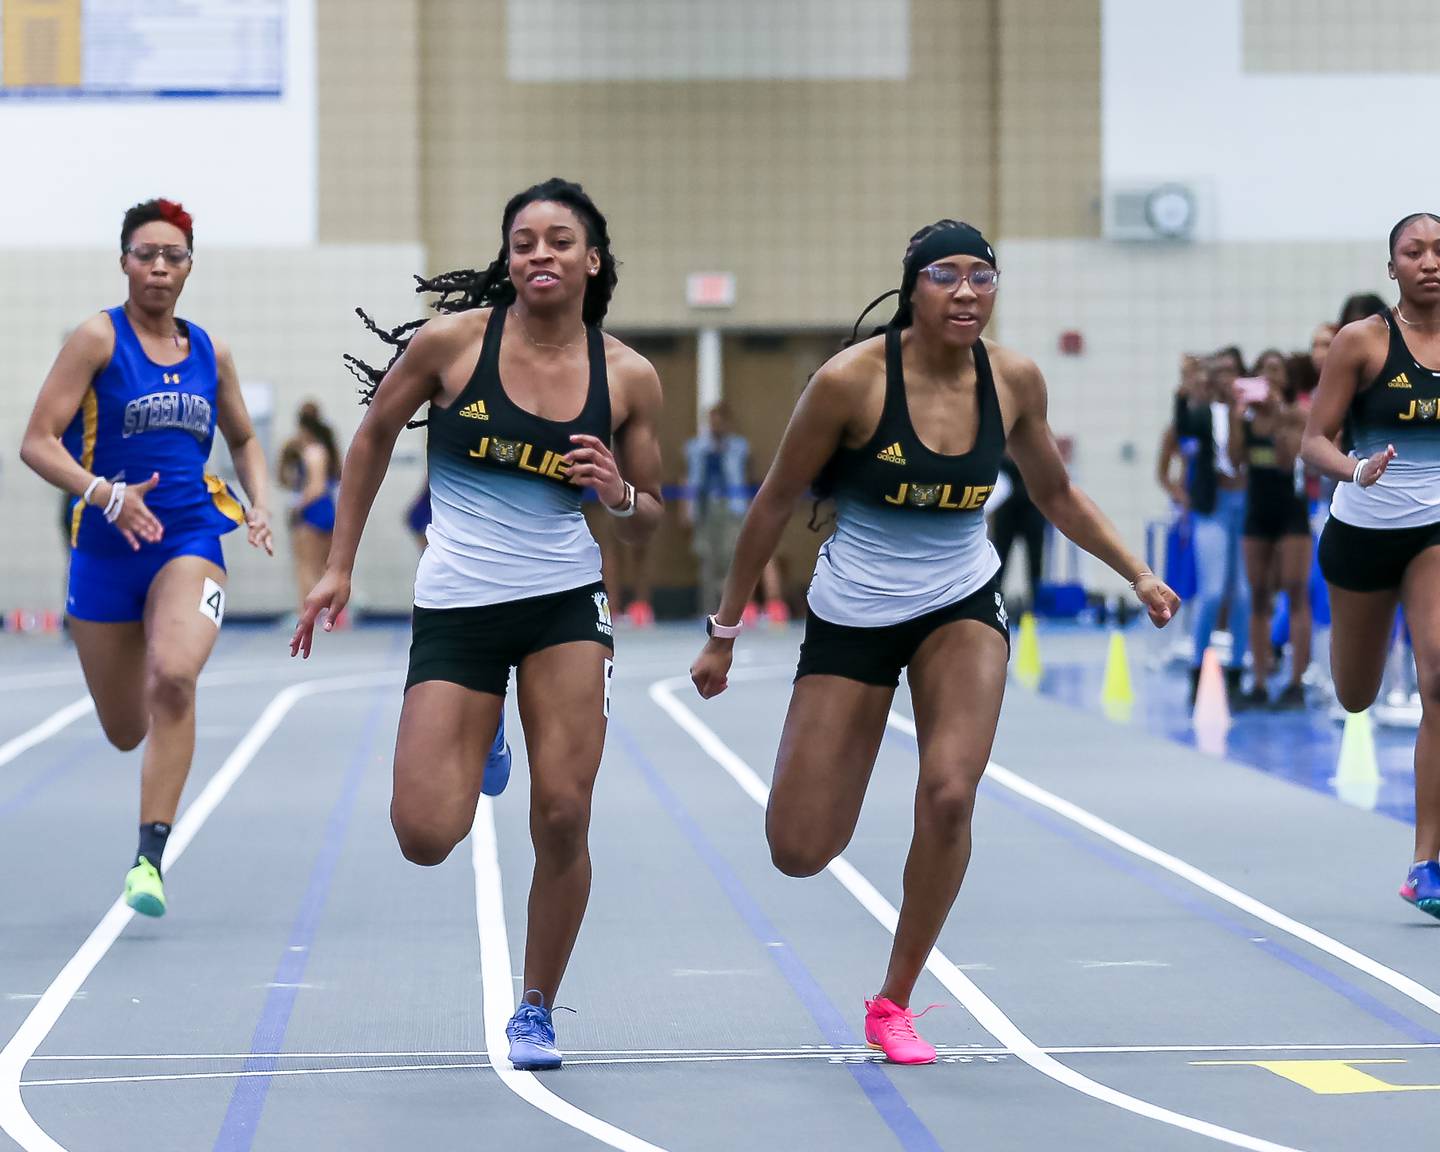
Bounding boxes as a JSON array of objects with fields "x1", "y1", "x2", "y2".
[
  {"x1": 849, "y1": 224, "x2": 1000, "y2": 343},
  {"x1": 907, "y1": 224, "x2": 997, "y2": 274}
]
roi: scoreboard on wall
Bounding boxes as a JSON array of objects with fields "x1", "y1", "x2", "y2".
[{"x1": 0, "y1": 0, "x2": 283, "y2": 98}]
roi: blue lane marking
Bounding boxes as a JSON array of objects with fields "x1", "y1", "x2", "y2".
[
  {"x1": 612, "y1": 721, "x2": 945, "y2": 1152},
  {"x1": 212, "y1": 684, "x2": 391, "y2": 1151},
  {"x1": 885, "y1": 725, "x2": 1440, "y2": 1044},
  {"x1": 0, "y1": 743, "x2": 84, "y2": 822}
]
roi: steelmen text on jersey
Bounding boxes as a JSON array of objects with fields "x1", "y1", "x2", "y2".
[{"x1": 63, "y1": 306, "x2": 243, "y2": 554}]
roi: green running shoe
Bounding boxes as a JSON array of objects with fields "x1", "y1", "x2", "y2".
[{"x1": 124, "y1": 857, "x2": 166, "y2": 918}]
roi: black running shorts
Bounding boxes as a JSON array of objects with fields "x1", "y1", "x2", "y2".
[
  {"x1": 795, "y1": 573, "x2": 1011, "y2": 689},
  {"x1": 406, "y1": 581, "x2": 615, "y2": 696},
  {"x1": 1317, "y1": 516, "x2": 1440, "y2": 592},
  {"x1": 1243, "y1": 497, "x2": 1311, "y2": 540}
]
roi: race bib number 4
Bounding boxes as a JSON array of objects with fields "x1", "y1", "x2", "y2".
[{"x1": 199, "y1": 577, "x2": 226, "y2": 628}]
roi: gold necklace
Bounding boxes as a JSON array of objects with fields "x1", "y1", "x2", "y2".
[
  {"x1": 1396, "y1": 306, "x2": 1440, "y2": 330},
  {"x1": 514, "y1": 312, "x2": 583, "y2": 352}
]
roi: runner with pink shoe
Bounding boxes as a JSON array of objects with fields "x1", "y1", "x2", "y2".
[{"x1": 690, "y1": 220, "x2": 1177, "y2": 1063}]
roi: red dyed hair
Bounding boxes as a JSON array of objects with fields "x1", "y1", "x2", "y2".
[{"x1": 121, "y1": 198, "x2": 194, "y2": 250}]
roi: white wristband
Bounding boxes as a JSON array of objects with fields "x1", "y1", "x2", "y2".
[
  {"x1": 1353, "y1": 458, "x2": 1367, "y2": 486},
  {"x1": 103, "y1": 481, "x2": 127, "y2": 523},
  {"x1": 604, "y1": 480, "x2": 637, "y2": 518},
  {"x1": 81, "y1": 476, "x2": 103, "y2": 506}
]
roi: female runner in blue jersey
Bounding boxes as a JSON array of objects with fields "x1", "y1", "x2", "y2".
[
  {"x1": 20, "y1": 198, "x2": 273, "y2": 918},
  {"x1": 291, "y1": 179, "x2": 663, "y2": 1071},
  {"x1": 691, "y1": 221, "x2": 1179, "y2": 1064},
  {"x1": 1304, "y1": 212, "x2": 1440, "y2": 919},
  {"x1": 280, "y1": 400, "x2": 341, "y2": 616}
]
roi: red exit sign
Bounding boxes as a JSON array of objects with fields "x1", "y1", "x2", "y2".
[{"x1": 686, "y1": 272, "x2": 736, "y2": 308}]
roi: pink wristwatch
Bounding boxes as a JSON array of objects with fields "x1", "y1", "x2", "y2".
[{"x1": 705, "y1": 615, "x2": 744, "y2": 639}]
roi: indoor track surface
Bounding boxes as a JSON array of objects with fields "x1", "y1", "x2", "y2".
[{"x1": 2, "y1": 621, "x2": 1437, "y2": 1152}]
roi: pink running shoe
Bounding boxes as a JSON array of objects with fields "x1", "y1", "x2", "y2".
[
  {"x1": 765, "y1": 598, "x2": 791, "y2": 625},
  {"x1": 625, "y1": 600, "x2": 655, "y2": 628},
  {"x1": 864, "y1": 996, "x2": 937, "y2": 1065}
]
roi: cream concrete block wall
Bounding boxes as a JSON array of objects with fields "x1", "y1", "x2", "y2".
[
  {"x1": 993, "y1": 239, "x2": 1388, "y2": 592},
  {"x1": 1, "y1": 246, "x2": 427, "y2": 616}
]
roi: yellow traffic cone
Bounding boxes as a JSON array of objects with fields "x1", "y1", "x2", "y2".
[
  {"x1": 1333, "y1": 709, "x2": 1380, "y2": 811},
  {"x1": 1101, "y1": 630, "x2": 1134, "y2": 722},
  {"x1": 1014, "y1": 612, "x2": 1042, "y2": 689}
]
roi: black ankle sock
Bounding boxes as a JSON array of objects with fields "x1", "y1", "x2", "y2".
[{"x1": 137, "y1": 822, "x2": 171, "y2": 875}]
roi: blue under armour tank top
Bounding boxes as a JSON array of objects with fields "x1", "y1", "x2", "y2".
[
  {"x1": 64, "y1": 306, "x2": 244, "y2": 554},
  {"x1": 415, "y1": 306, "x2": 610, "y2": 608},
  {"x1": 807, "y1": 325, "x2": 1004, "y2": 626}
]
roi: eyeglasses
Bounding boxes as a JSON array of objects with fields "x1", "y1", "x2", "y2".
[
  {"x1": 921, "y1": 263, "x2": 999, "y2": 293},
  {"x1": 125, "y1": 244, "x2": 192, "y2": 266}
]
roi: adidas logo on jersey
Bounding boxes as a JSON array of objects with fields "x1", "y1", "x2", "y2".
[
  {"x1": 876, "y1": 442, "x2": 907, "y2": 465},
  {"x1": 1388, "y1": 372, "x2": 1412, "y2": 389},
  {"x1": 459, "y1": 400, "x2": 489, "y2": 420}
]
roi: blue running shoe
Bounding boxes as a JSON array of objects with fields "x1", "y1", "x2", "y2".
[
  {"x1": 1400, "y1": 861, "x2": 1440, "y2": 919},
  {"x1": 507, "y1": 989, "x2": 565, "y2": 1070},
  {"x1": 482, "y1": 713, "x2": 512, "y2": 798}
]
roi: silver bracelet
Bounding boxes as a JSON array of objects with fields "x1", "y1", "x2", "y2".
[
  {"x1": 81, "y1": 476, "x2": 103, "y2": 506},
  {"x1": 1352, "y1": 458, "x2": 1368, "y2": 486},
  {"x1": 1128, "y1": 569, "x2": 1154, "y2": 591},
  {"x1": 604, "y1": 480, "x2": 637, "y2": 518},
  {"x1": 103, "y1": 481, "x2": 127, "y2": 524}
]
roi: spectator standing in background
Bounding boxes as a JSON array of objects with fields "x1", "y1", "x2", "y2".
[
  {"x1": 685, "y1": 404, "x2": 755, "y2": 616},
  {"x1": 1339, "y1": 293, "x2": 1390, "y2": 328},
  {"x1": 988, "y1": 454, "x2": 1046, "y2": 614},
  {"x1": 279, "y1": 401, "x2": 341, "y2": 617},
  {"x1": 1288, "y1": 323, "x2": 1336, "y2": 403},
  {"x1": 1236, "y1": 350, "x2": 1311, "y2": 707},
  {"x1": 1158, "y1": 353, "x2": 1253, "y2": 706}
]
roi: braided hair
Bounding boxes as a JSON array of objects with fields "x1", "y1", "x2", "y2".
[{"x1": 345, "y1": 177, "x2": 619, "y2": 427}]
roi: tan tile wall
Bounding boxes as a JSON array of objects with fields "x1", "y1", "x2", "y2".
[
  {"x1": 997, "y1": 0, "x2": 1101, "y2": 239},
  {"x1": 419, "y1": 0, "x2": 996, "y2": 329},
  {"x1": 317, "y1": 0, "x2": 422, "y2": 243}
]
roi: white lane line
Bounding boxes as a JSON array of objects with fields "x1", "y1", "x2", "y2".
[
  {"x1": 650, "y1": 676, "x2": 1305, "y2": 1152},
  {"x1": 0, "y1": 671, "x2": 85, "y2": 692},
  {"x1": 23, "y1": 1042, "x2": 1440, "y2": 1089},
  {"x1": 885, "y1": 709, "x2": 1440, "y2": 1019},
  {"x1": 24, "y1": 1042, "x2": 1440, "y2": 1064},
  {"x1": 0, "y1": 660, "x2": 398, "y2": 695},
  {"x1": 0, "y1": 664, "x2": 405, "y2": 774},
  {"x1": 471, "y1": 797, "x2": 671, "y2": 1152},
  {"x1": 0, "y1": 670, "x2": 397, "y2": 1152},
  {"x1": 0, "y1": 699, "x2": 93, "y2": 770},
  {"x1": 197, "y1": 663, "x2": 400, "y2": 689}
]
